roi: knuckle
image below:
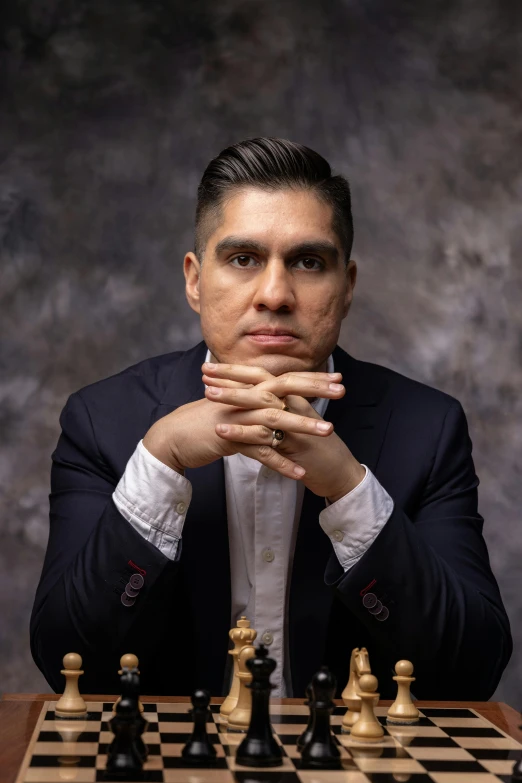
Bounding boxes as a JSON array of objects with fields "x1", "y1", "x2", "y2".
[
  {"x1": 299, "y1": 416, "x2": 308, "y2": 428},
  {"x1": 260, "y1": 426, "x2": 272, "y2": 439},
  {"x1": 261, "y1": 391, "x2": 274, "y2": 404},
  {"x1": 258, "y1": 445, "x2": 271, "y2": 459},
  {"x1": 266, "y1": 407, "x2": 283, "y2": 424}
]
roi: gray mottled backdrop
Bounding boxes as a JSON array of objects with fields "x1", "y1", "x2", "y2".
[{"x1": 0, "y1": 0, "x2": 520, "y2": 703}]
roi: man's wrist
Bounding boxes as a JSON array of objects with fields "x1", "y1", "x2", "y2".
[
  {"x1": 326, "y1": 463, "x2": 366, "y2": 504},
  {"x1": 142, "y1": 431, "x2": 185, "y2": 476}
]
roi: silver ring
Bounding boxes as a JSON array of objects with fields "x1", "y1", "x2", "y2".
[{"x1": 271, "y1": 429, "x2": 285, "y2": 448}]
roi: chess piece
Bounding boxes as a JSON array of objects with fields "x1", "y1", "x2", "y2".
[
  {"x1": 55, "y1": 653, "x2": 87, "y2": 718},
  {"x1": 387, "y1": 660, "x2": 420, "y2": 725},
  {"x1": 236, "y1": 645, "x2": 283, "y2": 767},
  {"x1": 350, "y1": 674, "x2": 384, "y2": 742},
  {"x1": 300, "y1": 666, "x2": 341, "y2": 768},
  {"x1": 227, "y1": 644, "x2": 256, "y2": 731},
  {"x1": 296, "y1": 682, "x2": 314, "y2": 753},
  {"x1": 221, "y1": 617, "x2": 257, "y2": 719},
  {"x1": 106, "y1": 669, "x2": 146, "y2": 776},
  {"x1": 113, "y1": 654, "x2": 144, "y2": 713},
  {"x1": 182, "y1": 689, "x2": 217, "y2": 764},
  {"x1": 342, "y1": 647, "x2": 372, "y2": 731}
]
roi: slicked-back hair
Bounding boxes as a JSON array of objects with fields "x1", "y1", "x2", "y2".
[{"x1": 194, "y1": 137, "x2": 353, "y2": 264}]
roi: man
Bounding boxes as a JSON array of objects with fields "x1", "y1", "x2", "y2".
[{"x1": 31, "y1": 137, "x2": 511, "y2": 700}]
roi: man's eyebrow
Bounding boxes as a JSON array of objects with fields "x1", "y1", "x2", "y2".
[{"x1": 214, "y1": 236, "x2": 340, "y2": 260}]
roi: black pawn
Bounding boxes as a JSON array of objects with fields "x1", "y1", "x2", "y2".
[
  {"x1": 106, "y1": 669, "x2": 146, "y2": 778},
  {"x1": 236, "y1": 644, "x2": 283, "y2": 767},
  {"x1": 182, "y1": 689, "x2": 217, "y2": 765},
  {"x1": 297, "y1": 682, "x2": 314, "y2": 753},
  {"x1": 300, "y1": 666, "x2": 341, "y2": 769}
]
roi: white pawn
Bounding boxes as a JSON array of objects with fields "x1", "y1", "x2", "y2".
[
  {"x1": 386, "y1": 660, "x2": 420, "y2": 724},
  {"x1": 55, "y1": 653, "x2": 87, "y2": 718},
  {"x1": 350, "y1": 674, "x2": 384, "y2": 742}
]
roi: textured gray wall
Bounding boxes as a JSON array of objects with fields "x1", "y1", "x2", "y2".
[{"x1": 1, "y1": 0, "x2": 520, "y2": 704}]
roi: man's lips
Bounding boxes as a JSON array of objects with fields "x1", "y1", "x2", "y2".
[{"x1": 246, "y1": 333, "x2": 298, "y2": 343}]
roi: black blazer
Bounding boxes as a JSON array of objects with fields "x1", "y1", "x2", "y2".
[{"x1": 30, "y1": 341, "x2": 512, "y2": 699}]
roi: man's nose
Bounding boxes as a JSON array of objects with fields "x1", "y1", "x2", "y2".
[{"x1": 251, "y1": 261, "x2": 295, "y2": 311}]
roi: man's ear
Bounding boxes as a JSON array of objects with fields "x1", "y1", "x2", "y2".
[
  {"x1": 342, "y1": 259, "x2": 357, "y2": 318},
  {"x1": 184, "y1": 252, "x2": 201, "y2": 314}
]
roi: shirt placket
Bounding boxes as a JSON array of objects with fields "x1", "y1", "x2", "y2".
[{"x1": 254, "y1": 465, "x2": 286, "y2": 696}]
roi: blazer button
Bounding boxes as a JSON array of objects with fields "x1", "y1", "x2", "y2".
[
  {"x1": 125, "y1": 583, "x2": 140, "y2": 598},
  {"x1": 375, "y1": 605, "x2": 389, "y2": 621},
  {"x1": 129, "y1": 573, "x2": 144, "y2": 590},
  {"x1": 368, "y1": 600, "x2": 383, "y2": 615},
  {"x1": 121, "y1": 593, "x2": 136, "y2": 607},
  {"x1": 362, "y1": 592, "x2": 378, "y2": 609}
]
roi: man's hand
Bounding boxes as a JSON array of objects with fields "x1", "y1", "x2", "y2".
[
  {"x1": 201, "y1": 362, "x2": 366, "y2": 501},
  {"x1": 142, "y1": 363, "x2": 348, "y2": 485}
]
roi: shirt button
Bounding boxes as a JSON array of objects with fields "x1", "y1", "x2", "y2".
[
  {"x1": 261, "y1": 467, "x2": 272, "y2": 478},
  {"x1": 176, "y1": 502, "x2": 187, "y2": 514},
  {"x1": 261, "y1": 631, "x2": 274, "y2": 645},
  {"x1": 332, "y1": 529, "x2": 344, "y2": 542},
  {"x1": 262, "y1": 548, "x2": 275, "y2": 563}
]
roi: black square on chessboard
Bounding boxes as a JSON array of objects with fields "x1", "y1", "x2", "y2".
[
  {"x1": 362, "y1": 775, "x2": 433, "y2": 782},
  {"x1": 159, "y1": 732, "x2": 222, "y2": 744},
  {"x1": 421, "y1": 759, "x2": 490, "y2": 772},
  {"x1": 420, "y1": 708, "x2": 477, "y2": 718},
  {"x1": 163, "y1": 756, "x2": 229, "y2": 769},
  {"x1": 234, "y1": 770, "x2": 300, "y2": 783},
  {"x1": 30, "y1": 755, "x2": 96, "y2": 768},
  {"x1": 38, "y1": 730, "x2": 101, "y2": 743},
  {"x1": 406, "y1": 735, "x2": 459, "y2": 747},
  {"x1": 96, "y1": 770, "x2": 162, "y2": 782},
  {"x1": 444, "y1": 725, "x2": 504, "y2": 737}
]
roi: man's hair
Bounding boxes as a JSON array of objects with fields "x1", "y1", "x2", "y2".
[{"x1": 194, "y1": 137, "x2": 353, "y2": 264}]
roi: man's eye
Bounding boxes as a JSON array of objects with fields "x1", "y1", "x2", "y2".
[
  {"x1": 231, "y1": 255, "x2": 257, "y2": 267},
  {"x1": 296, "y1": 257, "x2": 322, "y2": 270}
]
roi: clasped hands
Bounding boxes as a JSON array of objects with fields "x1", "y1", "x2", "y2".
[{"x1": 202, "y1": 361, "x2": 366, "y2": 503}]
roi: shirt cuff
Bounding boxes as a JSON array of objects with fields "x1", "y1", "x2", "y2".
[
  {"x1": 113, "y1": 439, "x2": 192, "y2": 560},
  {"x1": 319, "y1": 465, "x2": 394, "y2": 571}
]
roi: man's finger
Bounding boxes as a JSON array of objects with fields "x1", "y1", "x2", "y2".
[
  {"x1": 202, "y1": 362, "x2": 342, "y2": 385},
  {"x1": 202, "y1": 375, "x2": 254, "y2": 389},
  {"x1": 233, "y1": 441, "x2": 306, "y2": 479}
]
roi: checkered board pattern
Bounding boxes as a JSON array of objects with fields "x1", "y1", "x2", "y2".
[{"x1": 15, "y1": 700, "x2": 522, "y2": 783}]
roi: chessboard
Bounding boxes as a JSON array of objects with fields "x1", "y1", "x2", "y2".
[{"x1": 15, "y1": 700, "x2": 522, "y2": 783}]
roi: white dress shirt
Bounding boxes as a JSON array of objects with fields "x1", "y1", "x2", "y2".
[{"x1": 113, "y1": 350, "x2": 394, "y2": 695}]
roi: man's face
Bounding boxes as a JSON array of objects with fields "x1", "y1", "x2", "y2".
[{"x1": 184, "y1": 187, "x2": 356, "y2": 376}]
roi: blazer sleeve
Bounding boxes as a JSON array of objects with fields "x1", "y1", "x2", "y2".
[
  {"x1": 30, "y1": 391, "x2": 180, "y2": 693},
  {"x1": 325, "y1": 402, "x2": 512, "y2": 699}
]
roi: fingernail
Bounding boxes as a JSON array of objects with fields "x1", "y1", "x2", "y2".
[
  {"x1": 294, "y1": 466, "x2": 306, "y2": 477},
  {"x1": 316, "y1": 422, "x2": 331, "y2": 432},
  {"x1": 208, "y1": 386, "x2": 221, "y2": 395},
  {"x1": 205, "y1": 362, "x2": 217, "y2": 370},
  {"x1": 329, "y1": 383, "x2": 344, "y2": 391},
  {"x1": 217, "y1": 424, "x2": 229, "y2": 433}
]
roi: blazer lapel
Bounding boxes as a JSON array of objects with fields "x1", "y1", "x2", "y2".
[
  {"x1": 149, "y1": 341, "x2": 232, "y2": 695},
  {"x1": 289, "y1": 345, "x2": 392, "y2": 696}
]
